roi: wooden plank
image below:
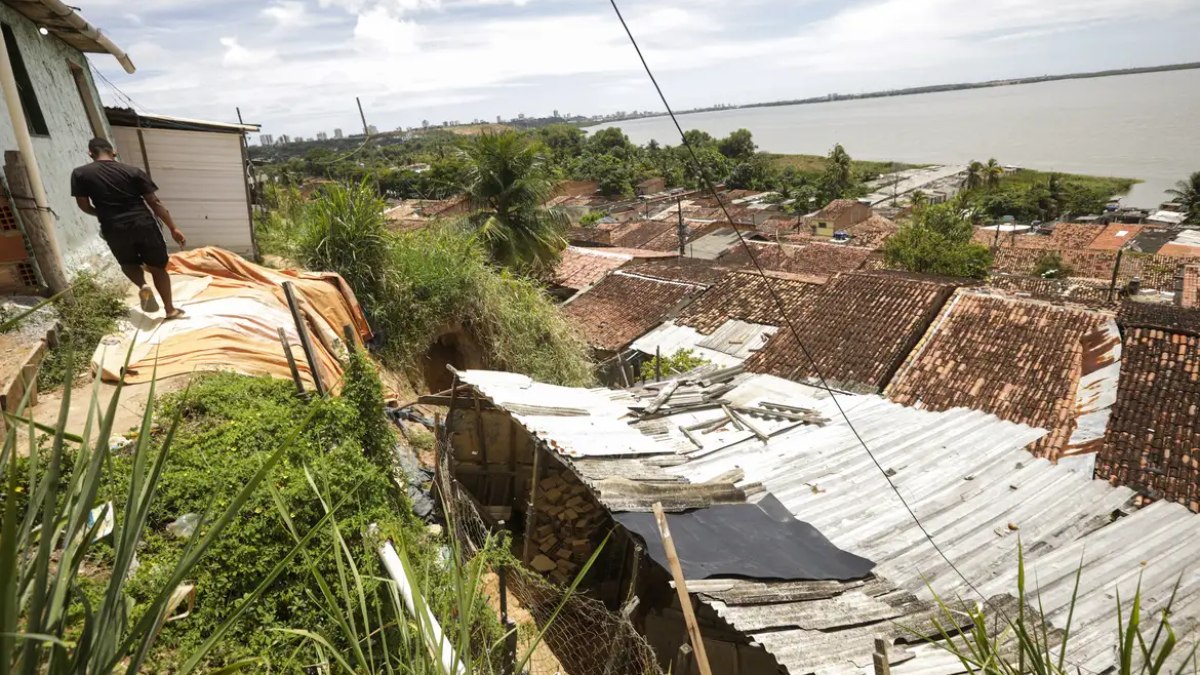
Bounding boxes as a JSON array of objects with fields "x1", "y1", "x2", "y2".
[
  {"x1": 522, "y1": 443, "x2": 544, "y2": 564},
  {"x1": 654, "y1": 502, "x2": 714, "y2": 675},
  {"x1": 644, "y1": 380, "x2": 680, "y2": 415},
  {"x1": 281, "y1": 280, "x2": 325, "y2": 396},
  {"x1": 277, "y1": 327, "x2": 305, "y2": 396}
]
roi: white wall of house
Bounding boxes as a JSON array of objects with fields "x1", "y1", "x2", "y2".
[{"x1": 0, "y1": 4, "x2": 113, "y2": 277}]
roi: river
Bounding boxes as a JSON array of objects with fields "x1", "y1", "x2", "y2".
[{"x1": 593, "y1": 69, "x2": 1200, "y2": 209}]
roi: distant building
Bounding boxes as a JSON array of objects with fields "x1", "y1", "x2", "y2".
[
  {"x1": 806, "y1": 199, "x2": 873, "y2": 237},
  {"x1": 259, "y1": 134, "x2": 274, "y2": 146},
  {"x1": 496, "y1": 115, "x2": 502, "y2": 124},
  {"x1": 279, "y1": 134, "x2": 291, "y2": 144},
  {"x1": 518, "y1": 113, "x2": 526, "y2": 120},
  {"x1": 367, "y1": 124, "x2": 378, "y2": 135},
  {"x1": 334, "y1": 128, "x2": 343, "y2": 139},
  {"x1": 422, "y1": 120, "x2": 430, "y2": 128},
  {"x1": 316, "y1": 131, "x2": 328, "y2": 141},
  {"x1": 553, "y1": 109, "x2": 559, "y2": 118}
]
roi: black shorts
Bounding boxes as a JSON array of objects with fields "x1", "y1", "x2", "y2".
[{"x1": 100, "y1": 213, "x2": 169, "y2": 268}]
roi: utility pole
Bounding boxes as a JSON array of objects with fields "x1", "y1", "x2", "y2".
[
  {"x1": 676, "y1": 196, "x2": 687, "y2": 256},
  {"x1": 356, "y1": 96, "x2": 369, "y2": 137}
]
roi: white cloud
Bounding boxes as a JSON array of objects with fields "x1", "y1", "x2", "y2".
[
  {"x1": 261, "y1": 1, "x2": 314, "y2": 28},
  {"x1": 219, "y1": 37, "x2": 279, "y2": 68},
  {"x1": 353, "y1": 7, "x2": 421, "y2": 53}
]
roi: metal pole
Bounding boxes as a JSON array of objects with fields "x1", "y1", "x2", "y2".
[
  {"x1": 357, "y1": 96, "x2": 369, "y2": 136},
  {"x1": 655, "y1": 345, "x2": 662, "y2": 382},
  {"x1": 677, "y1": 196, "x2": 686, "y2": 256},
  {"x1": 1107, "y1": 249, "x2": 1124, "y2": 303}
]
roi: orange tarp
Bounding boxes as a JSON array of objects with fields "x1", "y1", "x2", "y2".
[{"x1": 92, "y1": 247, "x2": 372, "y2": 390}]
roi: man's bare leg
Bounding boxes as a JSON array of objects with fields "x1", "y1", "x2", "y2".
[
  {"x1": 120, "y1": 264, "x2": 147, "y2": 288},
  {"x1": 146, "y1": 266, "x2": 181, "y2": 317}
]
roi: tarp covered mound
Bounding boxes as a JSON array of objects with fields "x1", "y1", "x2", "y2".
[{"x1": 92, "y1": 247, "x2": 373, "y2": 389}]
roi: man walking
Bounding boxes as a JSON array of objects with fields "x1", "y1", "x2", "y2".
[{"x1": 71, "y1": 137, "x2": 187, "y2": 318}]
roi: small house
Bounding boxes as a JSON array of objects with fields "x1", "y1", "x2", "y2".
[
  {"x1": 107, "y1": 108, "x2": 261, "y2": 258},
  {"x1": 0, "y1": 0, "x2": 132, "y2": 293}
]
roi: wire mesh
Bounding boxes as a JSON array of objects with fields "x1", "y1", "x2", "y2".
[{"x1": 437, "y1": 445, "x2": 664, "y2": 675}]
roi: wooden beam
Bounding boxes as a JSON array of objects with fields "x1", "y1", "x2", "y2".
[
  {"x1": 278, "y1": 327, "x2": 305, "y2": 396},
  {"x1": 282, "y1": 281, "x2": 325, "y2": 396},
  {"x1": 653, "y1": 502, "x2": 713, "y2": 675},
  {"x1": 522, "y1": 443, "x2": 544, "y2": 565}
]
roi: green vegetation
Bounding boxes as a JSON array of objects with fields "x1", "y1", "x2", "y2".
[
  {"x1": 640, "y1": 348, "x2": 712, "y2": 381},
  {"x1": 961, "y1": 165, "x2": 1136, "y2": 222},
  {"x1": 41, "y1": 272, "x2": 127, "y2": 388},
  {"x1": 1034, "y1": 252, "x2": 1073, "y2": 279},
  {"x1": 257, "y1": 183, "x2": 593, "y2": 387},
  {"x1": 883, "y1": 201, "x2": 993, "y2": 279},
  {"x1": 461, "y1": 131, "x2": 568, "y2": 272},
  {"x1": 256, "y1": 124, "x2": 892, "y2": 215},
  {"x1": 1166, "y1": 170, "x2": 1200, "y2": 223},
  {"x1": 922, "y1": 546, "x2": 1198, "y2": 675}
]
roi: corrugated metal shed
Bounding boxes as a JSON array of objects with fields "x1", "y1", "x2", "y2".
[{"x1": 455, "y1": 370, "x2": 1200, "y2": 675}]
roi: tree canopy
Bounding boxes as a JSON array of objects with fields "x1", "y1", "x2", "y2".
[{"x1": 883, "y1": 201, "x2": 993, "y2": 279}]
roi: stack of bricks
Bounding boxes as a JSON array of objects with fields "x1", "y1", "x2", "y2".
[{"x1": 528, "y1": 465, "x2": 607, "y2": 585}]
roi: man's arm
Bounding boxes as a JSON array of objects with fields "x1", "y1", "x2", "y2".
[
  {"x1": 144, "y1": 192, "x2": 186, "y2": 246},
  {"x1": 75, "y1": 196, "x2": 97, "y2": 216}
]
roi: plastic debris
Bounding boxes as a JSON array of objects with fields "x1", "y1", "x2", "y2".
[{"x1": 166, "y1": 513, "x2": 201, "y2": 539}]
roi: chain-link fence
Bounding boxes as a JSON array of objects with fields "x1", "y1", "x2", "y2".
[{"x1": 436, "y1": 444, "x2": 664, "y2": 675}]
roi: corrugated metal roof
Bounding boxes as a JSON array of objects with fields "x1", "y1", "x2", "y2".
[
  {"x1": 454, "y1": 370, "x2": 669, "y2": 458},
  {"x1": 629, "y1": 321, "x2": 746, "y2": 369},
  {"x1": 455, "y1": 369, "x2": 1200, "y2": 675}
]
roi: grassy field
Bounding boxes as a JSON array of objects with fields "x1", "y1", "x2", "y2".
[
  {"x1": 765, "y1": 153, "x2": 925, "y2": 176},
  {"x1": 999, "y1": 168, "x2": 1138, "y2": 195}
]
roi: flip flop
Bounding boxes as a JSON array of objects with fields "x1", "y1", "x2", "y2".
[
  {"x1": 139, "y1": 286, "x2": 160, "y2": 313},
  {"x1": 163, "y1": 308, "x2": 187, "y2": 321}
]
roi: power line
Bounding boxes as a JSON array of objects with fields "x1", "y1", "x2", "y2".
[{"x1": 604, "y1": 0, "x2": 997, "y2": 607}]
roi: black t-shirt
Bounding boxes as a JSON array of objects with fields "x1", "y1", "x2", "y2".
[{"x1": 70, "y1": 160, "x2": 157, "y2": 229}]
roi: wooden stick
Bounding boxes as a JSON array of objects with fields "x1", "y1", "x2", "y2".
[
  {"x1": 277, "y1": 327, "x2": 305, "y2": 396},
  {"x1": 522, "y1": 443, "x2": 544, "y2": 565},
  {"x1": 282, "y1": 281, "x2": 325, "y2": 396},
  {"x1": 873, "y1": 638, "x2": 891, "y2": 675},
  {"x1": 653, "y1": 502, "x2": 713, "y2": 675}
]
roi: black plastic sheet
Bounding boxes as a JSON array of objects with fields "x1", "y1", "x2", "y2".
[{"x1": 614, "y1": 495, "x2": 874, "y2": 581}]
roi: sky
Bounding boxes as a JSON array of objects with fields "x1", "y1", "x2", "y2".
[{"x1": 79, "y1": 0, "x2": 1200, "y2": 142}]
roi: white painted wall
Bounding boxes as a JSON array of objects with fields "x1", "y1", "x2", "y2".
[{"x1": 0, "y1": 5, "x2": 113, "y2": 277}]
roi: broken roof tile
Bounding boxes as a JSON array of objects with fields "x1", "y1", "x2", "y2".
[
  {"x1": 745, "y1": 271, "x2": 960, "y2": 393},
  {"x1": 1098, "y1": 303, "x2": 1200, "y2": 512},
  {"x1": 562, "y1": 271, "x2": 706, "y2": 352},
  {"x1": 886, "y1": 290, "x2": 1112, "y2": 460},
  {"x1": 676, "y1": 270, "x2": 824, "y2": 334}
]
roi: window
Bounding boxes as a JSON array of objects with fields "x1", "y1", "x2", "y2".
[
  {"x1": 2, "y1": 24, "x2": 50, "y2": 136},
  {"x1": 68, "y1": 61, "x2": 106, "y2": 137}
]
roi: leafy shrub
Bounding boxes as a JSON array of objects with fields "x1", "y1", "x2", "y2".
[
  {"x1": 1034, "y1": 252, "x2": 1073, "y2": 279},
  {"x1": 42, "y1": 272, "x2": 127, "y2": 388},
  {"x1": 106, "y1": 372, "x2": 420, "y2": 670},
  {"x1": 883, "y1": 201, "x2": 993, "y2": 279},
  {"x1": 640, "y1": 348, "x2": 711, "y2": 381},
  {"x1": 295, "y1": 180, "x2": 392, "y2": 305}
]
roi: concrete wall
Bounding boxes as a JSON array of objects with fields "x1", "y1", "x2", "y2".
[{"x1": 0, "y1": 5, "x2": 113, "y2": 277}]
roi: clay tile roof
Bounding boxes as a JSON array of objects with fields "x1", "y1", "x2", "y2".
[
  {"x1": 553, "y1": 247, "x2": 633, "y2": 291},
  {"x1": 845, "y1": 214, "x2": 899, "y2": 249},
  {"x1": 1088, "y1": 223, "x2": 1145, "y2": 251},
  {"x1": 886, "y1": 290, "x2": 1111, "y2": 459},
  {"x1": 977, "y1": 223, "x2": 1104, "y2": 250},
  {"x1": 991, "y1": 248, "x2": 1190, "y2": 292},
  {"x1": 675, "y1": 270, "x2": 824, "y2": 334},
  {"x1": 719, "y1": 241, "x2": 873, "y2": 277},
  {"x1": 745, "y1": 271, "x2": 960, "y2": 393},
  {"x1": 621, "y1": 257, "x2": 731, "y2": 286},
  {"x1": 607, "y1": 221, "x2": 679, "y2": 249},
  {"x1": 987, "y1": 275, "x2": 1116, "y2": 308},
  {"x1": 1184, "y1": 265, "x2": 1200, "y2": 309},
  {"x1": 566, "y1": 227, "x2": 612, "y2": 245},
  {"x1": 1156, "y1": 243, "x2": 1200, "y2": 258},
  {"x1": 815, "y1": 199, "x2": 862, "y2": 221},
  {"x1": 639, "y1": 221, "x2": 725, "y2": 252},
  {"x1": 562, "y1": 272, "x2": 706, "y2": 352},
  {"x1": 1098, "y1": 303, "x2": 1200, "y2": 512}
]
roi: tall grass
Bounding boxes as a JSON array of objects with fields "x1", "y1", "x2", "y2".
[
  {"x1": 920, "y1": 546, "x2": 1199, "y2": 675},
  {"x1": 260, "y1": 182, "x2": 593, "y2": 387}
]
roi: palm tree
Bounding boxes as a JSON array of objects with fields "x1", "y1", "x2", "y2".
[
  {"x1": 909, "y1": 190, "x2": 928, "y2": 209},
  {"x1": 460, "y1": 131, "x2": 568, "y2": 271},
  {"x1": 984, "y1": 158, "x2": 1004, "y2": 189},
  {"x1": 1166, "y1": 171, "x2": 1200, "y2": 224},
  {"x1": 963, "y1": 161, "x2": 984, "y2": 190}
]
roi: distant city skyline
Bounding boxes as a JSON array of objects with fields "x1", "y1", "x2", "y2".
[{"x1": 82, "y1": 0, "x2": 1200, "y2": 142}]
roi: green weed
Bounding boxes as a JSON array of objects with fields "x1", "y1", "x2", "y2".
[{"x1": 40, "y1": 272, "x2": 126, "y2": 389}]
